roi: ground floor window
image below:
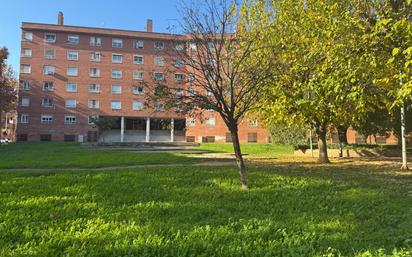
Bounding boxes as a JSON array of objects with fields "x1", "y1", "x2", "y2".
[
  {"x1": 17, "y1": 134, "x2": 28, "y2": 141},
  {"x1": 186, "y1": 136, "x2": 195, "y2": 143},
  {"x1": 87, "y1": 131, "x2": 98, "y2": 142},
  {"x1": 64, "y1": 135, "x2": 76, "y2": 142},
  {"x1": 202, "y1": 136, "x2": 215, "y2": 143},
  {"x1": 225, "y1": 132, "x2": 232, "y2": 143},
  {"x1": 248, "y1": 132, "x2": 258, "y2": 143},
  {"x1": 40, "y1": 134, "x2": 52, "y2": 141}
]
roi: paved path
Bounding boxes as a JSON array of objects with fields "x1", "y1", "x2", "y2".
[{"x1": 0, "y1": 161, "x2": 236, "y2": 172}]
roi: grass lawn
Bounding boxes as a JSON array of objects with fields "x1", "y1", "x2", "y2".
[
  {"x1": 195, "y1": 143, "x2": 294, "y2": 157},
  {"x1": 0, "y1": 142, "x2": 193, "y2": 169},
  {"x1": 1, "y1": 164, "x2": 412, "y2": 256}
]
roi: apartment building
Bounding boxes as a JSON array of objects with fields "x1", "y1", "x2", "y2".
[{"x1": 17, "y1": 13, "x2": 269, "y2": 143}]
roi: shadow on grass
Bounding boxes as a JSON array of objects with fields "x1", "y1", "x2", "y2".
[{"x1": 1, "y1": 165, "x2": 411, "y2": 256}]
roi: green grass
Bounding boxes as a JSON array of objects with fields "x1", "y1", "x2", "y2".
[
  {"x1": 0, "y1": 142, "x2": 193, "y2": 169},
  {"x1": 1, "y1": 165, "x2": 411, "y2": 256},
  {"x1": 195, "y1": 143, "x2": 294, "y2": 157}
]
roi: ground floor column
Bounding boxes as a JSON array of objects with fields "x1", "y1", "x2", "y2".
[
  {"x1": 170, "y1": 118, "x2": 174, "y2": 142},
  {"x1": 146, "y1": 117, "x2": 150, "y2": 142},
  {"x1": 120, "y1": 116, "x2": 125, "y2": 143}
]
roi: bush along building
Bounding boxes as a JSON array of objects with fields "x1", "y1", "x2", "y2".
[{"x1": 17, "y1": 13, "x2": 269, "y2": 143}]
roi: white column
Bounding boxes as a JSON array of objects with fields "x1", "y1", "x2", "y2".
[
  {"x1": 120, "y1": 116, "x2": 125, "y2": 143},
  {"x1": 146, "y1": 117, "x2": 150, "y2": 142},
  {"x1": 170, "y1": 118, "x2": 175, "y2": 142}
]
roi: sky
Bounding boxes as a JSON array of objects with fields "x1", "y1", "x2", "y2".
[{"x1": 0, "y1": 0, "x2": 183, "y2": 74}]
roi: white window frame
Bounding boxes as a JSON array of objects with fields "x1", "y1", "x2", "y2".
[
  {"x1": 44, "y1": 49, "x2": 56, "y2": 59},
  {"x1": 90, "y1": 36, "x2": 101, "y2": 46},
  {"x1": 20, "y1": 114, "x2": 29, "y2": 124},
  {"x1": 20, "y1": 96, "x2": 30, "y2": 107},
  {"x1": 154, "y1": 103, "x2": 165, "y2": 112},
  {"x1": 65, "y1": 99, "x2": 77, "y2": 108},
  {"x1": 64, "y1": 115, "x2": 77, "y2": 124},
  {"x1": 205, "y1": 117, "x2": 216, "y2": 127},
  {"x1": 21, "y1": 80, "x2": 30, "y2": 91},
  {"x1": 111, "y1": 84, "x2": 122, "y2": 94},
  {"x1": 42, "y1": 81, "x2": 54, "y2": 91},
  {"x1": 111, "y1": 100, "x2": 122, "y2": 110},
  {"x1": 133, "y1": 55, "x2": 144, "y2": 64},
  {"x1": 40, "y1": 115, "x2": 53, "y2": 124},
  {"x1": 88, "y1": 84, "x2": 101, "y2": 93},
  {"x1": 153, "y1": 72, "x2": 164, "y2": 81},
  {"x1": 175, "y1": 44, "x2": 184, "y2": 51},
  {"x1": 43, "y1": 65, "x2": 55, "y2": 75},
  {"x1": 132, "y1": 85, "x2": 144, "y2": 95},
  {"x1": 67, "y1": 51, "x2": 79, "y2": 61},
  {"x1": 154, "y1": 56, "x2": 165, "y2": 66},
  {"x1": 154, "y1": 41, "x2": 164, "y2": 50},
  {"x1": 67, "y1": 67, "x2": 78, "y2": 77},
  {"x1": 44, "y1": 33, "x2": 56, "y2": 43},
  {"x1": 66, "y1": 83, "x2": 77, "y2": 92},
  {"x1": 112, "y1": 54, "x2": 123, "y2": 63},
  {"x1": 112, "y1": 38, "x2": 123, "y2": 48},
  {"x1": 21, "y1": 64, "x2": 31, "y2": 74},
  {"x1": 67, "y1": 35, "x2": 79, "y2": 45},
  {"x1": 111, "y1": 70, "x2": 122, "y2": 79},
  {"x1": 187, "y1": 117, "x2": 196, "y2": 127},
  {"x1": 24, "y1": 31, "x2": 33, "y2": 41},
  {"x1": 134, "y1": 40, "x2": 144, "y2": 49},
  {"x1": 88, "y1": 99, "x2": 100, "y2": 109},
  {"x1": 22, "y1": 48, "x2": 32, "y2": 57},
  {"x1": 133, "y1": 100, "x2": 143, "y2": 111},
  {"x1": 88, "y1": 115, "x2": 98, "y2": 125},
  {"x1": 133, "y1": 70, "x2": 144, "y2": 80},
  {"x1": 41, "y1": 98, "x2": 53, "y2": 108},
  {"x1": 89, "y1": 68, "x2": 100, "y2": 77},
  {"x1": 174, "y1": 73, "x2": 184, "y2": 82},
  {"x1": 89, "y1": 52, "x2": 101, "y2": 62}
]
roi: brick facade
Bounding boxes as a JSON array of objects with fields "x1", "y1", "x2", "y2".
[{"x1": 16, "y1": 14, "x2": 269, "y2": 143}]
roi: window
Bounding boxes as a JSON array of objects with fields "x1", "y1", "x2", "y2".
[
  {"x1": 88, "y1": 100, "x2": 100, "y2": 109},
  {"x1": 17, "y1": 134, "x2": 28, "y2": 141},
  {"x1": 64, "y1": 115, "x2": 76, "y2": 124},
  {"x1": 133, "y1": 100, "x2": 143, "y2": 111},
  {"x1": 67, "y1": 51, "x2": 79, "y2": 60},
  {"x1": 90, "y1": 36, "x2": 101, "y2": 46},
  {"x1": 20, "y1": 114, "x2": 29, "y2": 124},
  {"x1": 111, "y1": 84, "x2": 122, "y2": 94},
  {"x1": 40, "y1": 115, "x2": 53, "y2": 124},
  {"x1": 42, "y1": 81, "x2": 54, "y2": 91},
  {"x1": 21, "y1": 64, "x2": 31, "y2": 74},
  {"x1": 133, "y1": 55, "x2": 144, "y2": 64},
  {"x1": 44, "y1": 33, "x2": 56, "y2": 43},
  {"x1": 132, "y1": 85, "x2": 143, "y2": 95},
  {"x1": 66, "y1": 83, "x2": 77, "y2": 92},
  {"x1": 187, "y1": 117, "x2": 196, "y2": 127},
  {"x1": 206, "y1": 89, "x2": 213, "y2": 96},
  {"x1": 20, "y1": 96, "x2": 30, "y2": 107},
  {"x1": 89, "y1": 68, "x2": 100, "y2": 77},
  {"x1": 154, "y1": 103, "x2": 165, "y2": 112},
  {"x1": 248, "y1": 132, "x2": 258, "y2": 143},
  {"x1": 41, "y1": 98, "x2": 53, "y2": 107},
  {"x1": 40, "y1": 134, "x2": 52, "y2": 141},
  {"x1": 133, "y1": 70, "x2": 144, "y2": 80},
  {"x1": 186, "y1": 136, "x2": 195, "y2": 143},
  {"x1": 189, "y1": 42, "x2": 197, "y2": 51},
  {"x1": 88, "y1": 115, "x2": 98, "y2": 125},
  {"x1": 22, "y1": 48, "x2": 32, "y2": 57},
  {"x1": 67, "y1": 35, "x2": 79, "y2": 45},
  {"x1": 207, "y1": 41, "x2": 214, "y2": 50},
  {"x1": 131, "y1": 39, "x2": 143, "y2": 49},
  {"x1": 43, "y1": 65, "x2": 55, "y2": 75},
  {"x1": 154, "y1": 56, "x2": 165, "y2": 66},
  {"x1": 248, "y1": 119, "x2": 258, "y2": 128},
  {"x1": 111, "y1": 100, "x2": 121, "y2": 110},
  {"x1": 153, "y1": 72, "x2": 164, "y2": 81},
  {"x1": 175, "y1": 88, "x2": 184, "y2": 96},
  {"x1": 89, "y1": 52, "x2": 101, "y2": 62},
  {"x1": 202, "y1": 136, "x2": 215, "y2": 143},
  {"x1": 173, "y1": 59, "x2": 184, "y2": 68},
  {"x1": 44, "y1": 49, "x2": 56, "y2": 59},
  {"x1": 21, "y1": 80, "x2": 30, "y2": 91},
  {"x1": 174, "y1": 73, "x2": 184, "y2": 82},
  {"x1": 65, "y1": 99, "x2": 77, "y2": 108},
  {"x1": 154, "y1": 41, "x2": 164, "y2": 50},
  {"x1": 175, "y1": 44, "x2": 184, "y2": 51},
  {"x1": 112, "y1": 54, "x2": 123, "y2": 63},
  {"x1": 188, "y1": 87, "x2": 196, "y2": 96},
  {"x1": 112, "y1": 38, "x2": 123, "y2": 48},
  {"x1": 24, "y1": 31, "x2": 33, "y2": 41},
  {"x1": 64, "y1": 135, "x2": 76, "y2": 142},
  {"x1": 189, "y1": 74, "x2": 195, "y2": 82},
  {"x1": 67, "y1": 67, "x2": 78, "y2": 76},
  {"x1": 205, "y1": 117, "x2": 216, "y2": 127},
  {"x1": 88, "y1": 84, "x2": 101, "y2": 93},
  {"x1": 111, "y1": 70, "x2": 122, "y2": 79}
]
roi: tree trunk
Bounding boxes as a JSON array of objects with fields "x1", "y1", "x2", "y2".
[
  {"x1": 337, "y1": 126, "x2": 348, "y2": 158},
  {"x1": 230, "y1": 125, "x2": 249, "y2": 189},
  {"x1": 316, "y1": 123, "x2": 330, "y2": 163}
]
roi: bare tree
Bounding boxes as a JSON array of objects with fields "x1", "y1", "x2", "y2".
[{"x1": 145, "y1": 0, "x2": 272, "y2": 189}]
